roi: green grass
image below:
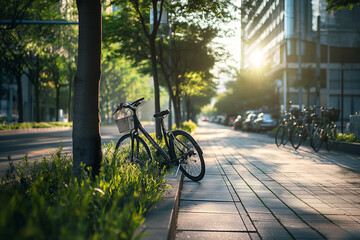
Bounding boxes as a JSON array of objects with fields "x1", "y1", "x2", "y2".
[
  {"x1": 0, "y1": 144, "x2": 166, "y2": 240},
  {"x1": 0, "y1": 120, "x2": 198, "y2": 239},
  {"x1": 0, "y1": 122, "x2": 73, "y2": 130}
]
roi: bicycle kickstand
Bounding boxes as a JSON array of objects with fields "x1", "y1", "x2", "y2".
[{"x1": 175, "y1": 164, "x2": 181, "y2": 178}]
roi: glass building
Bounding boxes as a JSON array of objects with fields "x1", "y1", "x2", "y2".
[{"x1": 242, "y1": 0, "x2": 360, "y2": 120}]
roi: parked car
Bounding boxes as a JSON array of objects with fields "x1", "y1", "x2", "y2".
[
  {"x1": 233, "y1": 115, "x2": 242, "y2": 129},
  {"x1": 242, "y1": 112, "x2": 259, "y2": 131},
  {"x1": 201, "y1": 117, "x2": 209, "y2": 121},
  {"x1": 224, "y1": 114, "x2": 238, "y2": 126},
  {"x1": 210, "y1": 116, "x2": 218, "y2": 123},
  {"x1": 211, "y1": 115, "x2": 225, "y2": 124},
  {"x1": 217, "y1": 115, "x2": 225, "y2": 124},
  {"x1": 253, "y1": 113, "x2": 277, "y2": 132}
]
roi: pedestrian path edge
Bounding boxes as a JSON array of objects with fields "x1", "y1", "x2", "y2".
[{"x1": 135, "y1": 168, "x2": 183, "y2": 240}]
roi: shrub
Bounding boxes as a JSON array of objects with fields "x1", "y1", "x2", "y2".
[
  {"x1": 336, "y1": 133, "x2": 360, "y2": 143},
  {"x1": 0, "y1": 144, "x2": 165, "y2": 239},
  {"x1": 178, "y1": 120, "x2": 197, "y2": 133}
]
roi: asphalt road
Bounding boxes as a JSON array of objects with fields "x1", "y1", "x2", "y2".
[{"x1": 0, "y1": 123, "x2": 155, "y2": 176}]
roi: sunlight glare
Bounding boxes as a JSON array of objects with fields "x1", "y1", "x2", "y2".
[{"x1": 249, "y1": 50, "x2": 263, "y2": 66}]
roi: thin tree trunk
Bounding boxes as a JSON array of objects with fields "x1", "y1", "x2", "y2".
[
  {"x1": 35, "y1": 56, "x2": 40, "y2": 122},
  {"x1": 68, "y1": 61, "x2": 73, "y2": 122},
  {"x1": 34, "y1": 85, "x2": 40, "y2": 122},
  {"x1": 15, "y1": 74, "x2": 23, "y2": 123},
  {"x1": 56, "y1": 85, "x2": 60, "y2": 121},
  {"x1": 149, "y1": 38, "x2": 162, "y2": 139},
  {"x1": 186, "y1": 95, "x2": 191, "y2": 121},
  {"x1": 73, "y1": 0, "x2": 102, "y2": 178},
  {"x1": 174, "y1": 77, "x2": 182, "y2": 126},
  {"x1": 175, "y1": 95, "x2": 181, "y2": 127}
]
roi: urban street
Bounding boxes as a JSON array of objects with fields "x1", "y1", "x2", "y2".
[{"x1": 1, "y1": 121, "x2": 360, "y2": 239}]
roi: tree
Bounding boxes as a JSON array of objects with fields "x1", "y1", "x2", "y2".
[
  {"x1": 326, "y1": 0, "x2": 360, "y2": 11},
  {"x1": 104, "y1": 0, "x2": 236, "y2": 127},
  {"x1": 0, "y1": 26, "x2": 30, "y2": 122},
  {"x1": 73, "y1": 0, "x2": 102, "y2": 178},
  {"x1": 215, "y1": 67, "x2": 276, "y2": 114},
  {"x1": 100, "y1": 49, "x2": 152, "y2": 122},
  {"x1": 158, "y1": 23, "x2": 218, "y2": 124},
  {"x1": 106, "y1": 0, "x2": 165, "y2": 139}
]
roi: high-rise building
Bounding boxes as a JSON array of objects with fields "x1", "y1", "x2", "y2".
[{"x1": 242, "y1": 0, "x2": 360, "y2": 120}]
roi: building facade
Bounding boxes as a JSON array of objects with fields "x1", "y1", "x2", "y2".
[{"x1": 242, "y1": 0, "x2": 360, "y2": 120}]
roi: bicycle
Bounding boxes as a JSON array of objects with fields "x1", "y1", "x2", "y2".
[
  {"x1": 112, "y1": 97, "x2": 205, "y2": 181},
  {"x1": 290, "y1": 107, "x2": 319, "y2": 150},
  {"x1": 275, "y1": 111, "x2": 296, "y2": 147},
  {"x1": 311, "y1": 107, "x2": 339, "y2": 152}
]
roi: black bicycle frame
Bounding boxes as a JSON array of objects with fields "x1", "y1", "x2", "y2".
[{"x1": 130, "y1": 107, "x2": 177, "y2": 163}]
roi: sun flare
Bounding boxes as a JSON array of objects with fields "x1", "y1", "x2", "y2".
[{"x1": 249, "y1": 50, "x2": 263, "y2": 66}]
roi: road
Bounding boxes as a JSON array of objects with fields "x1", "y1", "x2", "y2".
[
  {"x1": 176, "y1": 121, "x2": 360, "y2": 239},
  {"x1": 0, "y1": 124, "x2": 155, "y2": 176}
]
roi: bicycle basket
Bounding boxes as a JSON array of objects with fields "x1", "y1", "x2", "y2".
[{"x1": 114, "y1": 108, "x2": 134, "y2": 133}]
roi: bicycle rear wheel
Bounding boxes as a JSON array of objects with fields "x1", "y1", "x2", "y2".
[
  {"x1": 290, "y1": 124, "x2": 303, "y2": 150},
  {"x1": 115, "y1": 134, "x2": 152, "y2": 167},
  {"x1": 282, "y1": 126, "x2": 291, "y2": 145},
  {"x1": 312, "y1": 127, "x2": 324, "y2": 152},
  {"x1": 171, "y1": 130, "x2": 205, "y2": 181},
  {"x1": 325, "y1": 125, "x2": 337, "y2": 150},
  {"x1": 275, "y1": 126, "x2": 284, "y2": 147}
]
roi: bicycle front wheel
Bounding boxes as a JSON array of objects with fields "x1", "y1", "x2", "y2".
[
  {"x1": 115, "y1": 134, "x2": 152, "y2": 167},
  {"x1": 171, "y1": 130, "x2": 205, "y2": 181},
  {"x1": 275, "y1": 126, "x2": 284, "y2": 147},
  {"x1": 290, "y1": 124, "x2": 303, "y2": 150}
]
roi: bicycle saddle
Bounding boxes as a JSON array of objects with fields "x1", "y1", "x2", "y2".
[{"x1": 154, "y1": 109, "x2": 170, "y2": 118}]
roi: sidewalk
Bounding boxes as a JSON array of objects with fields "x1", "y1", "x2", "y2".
[{"x1": 172, "y1": 122, "x2": 360, "y2": 240}]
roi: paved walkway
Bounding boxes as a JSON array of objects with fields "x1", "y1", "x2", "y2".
[{"x1": 175, "y1": 122, "x2": 360, "y2": 240}]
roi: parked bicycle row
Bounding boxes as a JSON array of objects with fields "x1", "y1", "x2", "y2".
[
  {"x1": 204, "y1": 105, "x2": 340, "y2": 153},
  {"x1": 275, "y1": 106, "x2": 340, "y2": 152}
]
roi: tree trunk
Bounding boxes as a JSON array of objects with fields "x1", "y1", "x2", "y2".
[
  {"x1": 73, "y1": 0, "x2": 102, "y2": 178},
  {"x1": 174, "y1": 82, "x2": 182, "y2": 127},
  {"x1": 68, "y1": 61, "x2": 73, "y2": 122},
  {"x1": 186, "y1": 95, "x2": 191, "y2": 121},
  {"x1": 15, "y1": 74, "x2": 23, "y2": 123},
  {"x1": 34, "y1": 56, "x2": 40, "y2": 122},
  {"x1": 55, "y1": 85, "x2": 60, "y2": 122},
  {"x1": 34, "y1": 84, "x2": 40, "y2": 122},
  {"x1": 149, "y1": 38, "x2": 162, "y2": 139}
]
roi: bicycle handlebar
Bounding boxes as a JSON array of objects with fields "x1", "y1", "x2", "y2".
[{"x1": 112, "y1": 97, "x2": 145, "y2": 115}]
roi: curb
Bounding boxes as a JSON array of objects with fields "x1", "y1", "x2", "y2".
[
  {"x1": 330, "y1": 141, "x2": 360, "y2": 156},
  {"x1": 135, "y1": 168, "x2": 183, "y2": 240}
]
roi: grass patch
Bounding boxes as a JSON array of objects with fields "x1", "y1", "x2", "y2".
[
  {"x1": 0, "y1": 144, "x2": 166, "y2": 239},
  {"x1": 0, "y1": 122, "x2": 73, "y2": 130}
]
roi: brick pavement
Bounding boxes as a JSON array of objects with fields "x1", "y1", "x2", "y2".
[{"x1": 175, "y1": 122, "x2": 360, "y2": 240}]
